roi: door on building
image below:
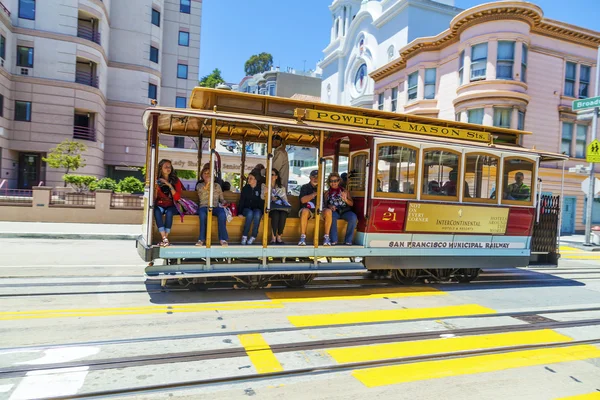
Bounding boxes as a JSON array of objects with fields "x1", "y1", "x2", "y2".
[
  {"x1": 18, "y1": 153, "x2": 40, "y2": 189},
  {"x1": 561, "y1": 196, "x2": 576, "y2": 235}
]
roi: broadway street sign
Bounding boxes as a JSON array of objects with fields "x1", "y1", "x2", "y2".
[{"x1": 573, "y1": 96, "x2": 600, "y2": 111}]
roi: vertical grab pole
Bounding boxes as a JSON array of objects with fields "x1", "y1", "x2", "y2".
[
  {"x1": 146, "y1": 113, "x2": 159, "y2": 247},
  {"x1": 558, "y1": 159, "x2": 566, "y2": 251},
  {"x1": 197, "y1": 131, "x2": 203, "y2": 182},
  {"x1": 240, "y1": 138, "x2": 247, "y2": 189},
  {"x1": 206, "y1": 119, "x2": 216, "y2": 249},
  {"x1": 262, "y1": 126, "x2": 273, "y2": 250},
  {"x1": 314, "y1": 130, "x2": 325, "y2": 249}
]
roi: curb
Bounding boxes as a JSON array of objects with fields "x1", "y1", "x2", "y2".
[
  {"x1": 560, "y1": 241, "x2": 600, "y2": 252},
  {"x1": 0, "y1": 232, "x2": 138, "y2": 240}
]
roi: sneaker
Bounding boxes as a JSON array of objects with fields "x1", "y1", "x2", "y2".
[
  {"x1": 298, "y1": 234, "x2": 306, "y2": 246},
  {"x1": 241, "y1": 236, "x2": 248, "y2": 245},
  {"x1": 247, "y1": 236, "x2": 255, "y2": 245},
  {"x1": 323, "y1": 235, "x2": 331, "y2": 246}
]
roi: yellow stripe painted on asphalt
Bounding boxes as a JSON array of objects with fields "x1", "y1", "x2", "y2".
[
  {"x1": 267, "y1": 286, "x2": 445, "y2": 303},
  {"x1": 556, "y1": 393, "x2": 600, "y2": 400},
  {"x1": 328, "y1": 329, "x2": 572, "y2": 363},
  {"x1": 288, "y1": 304, "x2": 496, "y2": 327},
  {"x1": 0, "y1": 301, "x2": 283, "y2": 321},
  {"x1": 560, "y1": 246, "x2": 583, "y2": 252},
  {"x1": 353, "y1": 344, "x2": 600, "y2": 388},
  {"x1": 560, "y1": 255, "x2": 600, "y2": 259},
  {"x1": 238, "y1": 333, "x2": 283, "y2": 374}
]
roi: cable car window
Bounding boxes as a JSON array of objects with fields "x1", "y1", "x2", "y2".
[
  {"x1": 422, "y1": 149, "x2": 460, "y2": 199},
  {"x1": 376, "y1": 144, "x2": 417, "y2": 197},
  {"x1": 348, "y1": 152, "x2": 367, "y2": 193},
  {"x1": 464, "y1": 154, "x2": 499, "y2": 202},
  {"x1": 502, "y1": 158, "x2": 534, "y2": 203}
]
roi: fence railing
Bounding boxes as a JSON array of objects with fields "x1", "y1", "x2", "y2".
[
  {"x1": 75, "y1": 70, "x2": 99, "y2": 88},
  {"x1": 73, "y1": 126, "x2": 96, "y2": 142},
  {"x1": 111, "y1": 193, "x2": 144, "y2": 210},
  {"x1": 0, "y1": 189, "x2": 33, "y2": 205},
  {"x1": 77, "y1": 25, "x2": 101, "y2": 45},
  {"x1": 50, "y1": 191, "x2": 96, "y2": 207}
]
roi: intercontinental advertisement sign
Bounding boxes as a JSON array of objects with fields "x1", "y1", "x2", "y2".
[{"x1": 404, "y1": 203, "x2": 509, "y2": 234}]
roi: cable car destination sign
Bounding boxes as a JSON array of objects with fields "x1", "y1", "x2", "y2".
[{"x1": 297, "y1": 109, "x2": 491, "y2": 143}]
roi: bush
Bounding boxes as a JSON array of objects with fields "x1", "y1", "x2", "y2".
[
  {"x1": 90, "y1": 177, "x2": 118, "y2": 192},
  {"x1": 117, "y1": 176, "x2": 144, "y2": 194},
  {"x1": 63, "y1": 174, "x2": 98, "y2": 193}
]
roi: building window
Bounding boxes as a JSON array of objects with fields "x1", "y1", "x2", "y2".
[
  {"x1": 15, "y1": 101, "x2": 31, "y2": 121},
  {"x1": 470, "y1": 43, "x2": 487, "y2": 81},
  {"x1": 564, "y1": 62, "x2": 576, "y2": 97},
  {"x1": 391, "y1": 87, "x2": 398, "y2": 112},
  {"x1": 150, "y1": 46, "x2": 159, "y2": 63},
  {"x1": 561, "y1": 122, "x2": 573, "y2": 156},
  {"x1": 180, "y1": 0, "x2": 191, "y2": 13},
  {"x1": 178, "y1": 31, "x2": 190, "y2": 46},
  {"x1": 424, "y1": 68, "x2": 436, "y2": 99},
  {"x1": 576, "y1": 124, "x2": 587, "y2": 158},
  {"x1": 268, "y1": 84, "x2": 276, "y2": 96},
  {"x1": 19, "y1": 0, "x2": 35, "y2": 20},
  {"x1": 467, "y1": 108, "x2": 483, "y2": 124},
  {"x1": 458, "y1": 50, "x2": 464, "y2": 85},
  {"x1": 493, "y1": 108, "x2": 512, "y2": 128},
  {"x1": 377, "y1": 93, "x2": 384, "y2": 110},
  {"x1": 176, "y1": 97, "x2": 186, "y2": 108},
  {"x1": 0, "y1": 94, "x2": 3, "y2": 117},
  {"x1": 388, "y1": 45, "x2": 395, "y2": 62},
  {"x1": 497, "y1": 41, "x2": 515, "y2": 80},
  {"x1": 455, "y1": 112, "x2": 461, "y2": 122},
  {"x1": 177, "y1": 64, "x2": 188, "y2": 79},
  {"x1": 521, "y1": 44, "x2": 528, "y2": 83},
  {"x1": 174, "y1": 137, "x2": 185, "y2": 148},
  {"x1": 517, "y1": 111, "x2": 525, "y2": 131},
  {"x1": 407, "y1": 71, "x2": 418, "y2": 101},
  {"x1": 148, "y1": 83, "x2": 157, "y2": 100},
  {"x1": 151, "y1": 9, "x2": 160, "y2": 27},
  {"x1": 0, "y1": 35, "x2": 5, "y2": 60},
  {"x1": 579, "y1": 65, "x2": 591, "y2": 99},
  {"x1": 17, "y1": 46, "x2": 34, "y2": 68}
]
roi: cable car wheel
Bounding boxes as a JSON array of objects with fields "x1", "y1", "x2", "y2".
[
  {"x1": 282, "y1": 274, "x2": 315, "y2": 288},
  {"x1": 454, "y1": 268, "x2": 481, "y2": 283},
  {"x1": 232, "y1": 275, "x2": 272, "y2": 289},
  {"x1": 392, "y1": 269, "x2": 420, "y2": 285}
]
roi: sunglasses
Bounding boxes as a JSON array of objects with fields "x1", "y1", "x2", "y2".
[
  {"x1": 330, "y1": 179, "x2": 340, "y2": 183},
  {"x1": 271, "y1": 174, "x2": 277, "y2": 177}
]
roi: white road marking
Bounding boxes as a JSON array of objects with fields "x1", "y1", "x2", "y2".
[
  {"x1": 16, "y1": 347, "x2": 99, "y2": 366},
  {"x1": 0, "y1": 384, "x2": 14, "y2": 393},
  {"x1": 9, "y1": 367, "x2": 89, "y2": 400}
]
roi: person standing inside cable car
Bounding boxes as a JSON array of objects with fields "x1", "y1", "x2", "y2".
[
  {"x1": 196, "y1": 166, "x2": 229, "y2": 247},
  {"x1": 154, "y1": 159, "x2": 183, "y2": 247},
  {"x1": 271, "y1": 134, "x2": 289, "y2": 192},
  {"x1": 324, "y1": 172, "x2": 357, "y2": 245},
  {"x1": 238, "y1": 171, "x2": 264, "y2": 245},
  {"x1": 263, "y1": 168, "x2": 290, "y2": 244}
]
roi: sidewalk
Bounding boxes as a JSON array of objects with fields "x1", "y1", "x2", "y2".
[
  {"x1": 560, "y1": 234, "x2": 600, "y2": 251},
  {"x1": 0, "y1": 222, "x2": 141, "y2": 240}
]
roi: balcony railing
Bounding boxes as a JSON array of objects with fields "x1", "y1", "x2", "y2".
[
  {"x1": 73, "y1": 126, "x2": 96, "y2": 142},
  {"x1": 77, "y1": 25, "x2": 101, "y2": 45},
  {"x1": 0, "y1": 189, "x2": 32, "y2": 205},
  {"x1": 75, "y1": 70, "x2": 99, "y2": 88},
  {"x1": 0, "y1": 2, "x2": 10, "y2": 17}
]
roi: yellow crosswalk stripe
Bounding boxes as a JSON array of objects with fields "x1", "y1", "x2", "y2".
[
  {"x1": 288, "y1": 304, "x2": 496, "y2": 327},
  {"x1": 353, "y1": 345, "x2": 600, "y2": 387},
  {"x1": 267, "y1": 286, "x2": 445, "y2": 303},
  {"x1": 238, "y1": 333, "x2": 283, "y2": 374},
  {"x1": 556, "y1": 393, "x2": 600, "y2": 399},
  {"x1": 327, "y1": 329, "x2": 572, "y2": 363}
]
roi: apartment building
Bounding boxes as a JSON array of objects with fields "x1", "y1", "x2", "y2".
[
  {"x1": 370, "y1": 1, "x2": 599, "y2": 234},
  {"x1": 0, "y1": 0, "x2": 201, "y2": 188}
]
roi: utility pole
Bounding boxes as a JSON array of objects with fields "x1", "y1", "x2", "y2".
[{"x1": 583, "y1": 45, "x2": 600, "y2": 246}]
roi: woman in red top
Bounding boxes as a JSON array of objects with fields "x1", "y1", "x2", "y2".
[{"x1": 154, "y1": 159, "x2": 183, "y2": 246}]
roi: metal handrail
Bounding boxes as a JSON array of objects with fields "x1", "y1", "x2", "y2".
[
  {"x1": 75, "y1": 70, "x2": 99, "y2": 88},
  {"x1": 77, "y1": 25, "x2": 101, "y2": 45},
  {"x1": 73, "y1": 126, "x2": 96, "y2": 141}
]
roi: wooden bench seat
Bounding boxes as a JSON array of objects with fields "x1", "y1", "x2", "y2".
[{"x1": 153, "y1": 191, "x2": 352, "y2": 245}]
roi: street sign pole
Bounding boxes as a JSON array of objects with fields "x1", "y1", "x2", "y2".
[{"x1": 584, "y1": 45, "x2": 600, "y2": 246}]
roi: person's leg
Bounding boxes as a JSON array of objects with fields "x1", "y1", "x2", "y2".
[
  {"x1": 251, "y1": 209, "x2": 262, "y2": 239},
  {"x1": 153, "y1": 206, "x2": 166, "y2": 238},
  {"x1": 342, "y1": 211, "x2": 358, "y2": 244},
  {"x1": 298, "y1": 208, "x2": 310, "y2": 245},
  {"x1": 322, "y1": 209, "x2": 332, "y2": 245},
  {"x1": 213, "y1": 207, "x2": 229, "y2": 243},
  {"x1": 242, "y1": 208, "x2": 253, "y2": 238},
  {"x1": 270, "y1": 210, "x2": 280, "y2": 241},
  {"x1": 329, "y1": 210, "x2": 340, "y2": 244},
  {"x1": 277, "y1": 211, "x2": 287, "y2": 242},
  {"x1": 164, "y1": 206, "x2": 178, "y2": 235},
  {"x1": 197, "y1": 207, "x2": 207, "y2": 243}
]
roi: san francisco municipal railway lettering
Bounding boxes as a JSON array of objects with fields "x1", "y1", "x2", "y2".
[
  {"x1": 404, "y1": 203, "x2": 508, "y2": 234},
  {"x1": 387, "y1": 241, "x2": 512, "y2": 249}
]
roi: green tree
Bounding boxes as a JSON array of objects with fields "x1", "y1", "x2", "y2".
[
  {"x1": 117, "y1": 176, "x2": 145, "y2": 194},
  {"x1": 199, "y1": 68, "x2": 225, "y2": 88},
  {"x1": 244, "y1": 52, "x2": 274, "y2": 76},
  {"x1": 43, "y1": 140, "x2": 88, "y2": 186},
  {"x1": 63, "y1": 174, "x2": 98, "y2": 193}
]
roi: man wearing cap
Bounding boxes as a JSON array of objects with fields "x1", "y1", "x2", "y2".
[
  {"x1": 272, "y1": 134, "x2": 289, "y2": 192},
  {"x1": 298, "y1": 170, "x2": 333, "y2": 246}
]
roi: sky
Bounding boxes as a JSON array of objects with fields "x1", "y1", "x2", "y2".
[{"x1": 199, "y1": 0, "x2": 600, "y2": 85}]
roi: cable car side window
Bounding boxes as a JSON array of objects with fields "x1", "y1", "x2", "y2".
[
  {"x1": 347, "y1": 151, "x2": 368, "y2": 195},
  {"x1": 464, "y1": 153, "x2": 499, "y2": 203},
  {"x1": 502, "y1": 157, "x2": 534, "y2": 205},
  {"x1": 421, "y1": 148, "x2": 461, "y2": 200},
  {"x1": 375, "y1": 143, "x2": 418, "y2": 198}
]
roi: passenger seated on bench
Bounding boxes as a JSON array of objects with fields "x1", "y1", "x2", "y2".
[
  {"x1": 298, "y1": 169, "x2": 330, "y2": 246},
  {"x1": 195, "y1": 166, "x2": 229, "y2": 247},
  {"x1": 324, "y1": 172, "x2": 357, "y2": 246},
  {"x1": 262, "y1": 168, "x2": 290, "y2": 245},
  {"x1": 238, "y1": 172, "x2": 264, "y2": 245},
  {"x1": 154, "y1": 159, "x2": 183, "y2": 247}
]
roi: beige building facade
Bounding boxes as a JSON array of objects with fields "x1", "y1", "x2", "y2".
[
  {"x1": 0, "y1": 0, "x2": 201, "y2": 189},
  {"x1": 370, "y1": 1, "x2": 600, "y2": 234}
]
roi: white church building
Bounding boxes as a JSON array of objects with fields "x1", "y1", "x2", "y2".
[{"x1": 319, "y1": 0, "x2": 461, "y2": 107}]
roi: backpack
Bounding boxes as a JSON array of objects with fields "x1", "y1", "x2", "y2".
[{"x1": 175, "y1": 198, "x2": 199, "y2": 222}]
